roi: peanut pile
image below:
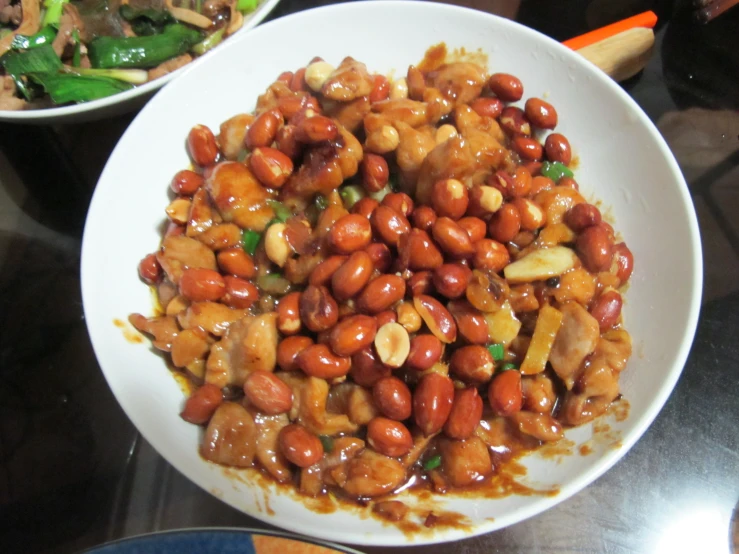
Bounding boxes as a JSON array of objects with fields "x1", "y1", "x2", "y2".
[{"x1": 131, "y1": 54, "x2": 634, "y2": 513}]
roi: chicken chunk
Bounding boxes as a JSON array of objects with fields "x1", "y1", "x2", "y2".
[
  {"x1": 549, "y1": 302, "x2": 600, "y2": 388},
  {"x1": 207, "y1": 161, "x2": 274, "y2": 231},
  {"x1": 439, "y1": 436, "x2": 492, "y2": 487},
  {"x1": 321, "y1": 57, "x2": 374, "y2": 101},
  {"x1": 427, "y1": 62, "x2": 487, "y2": 107},
  {"x1": 253, "y1": 412, "x2": 292, "y2": 482},
  {"x1": 201, "y1": 402, "x2": 257, "y2": 467},
  {"x1": 341, "y1": 449, "x2": 406, "y2": 498},
  {"x1": 156, "y1": 235, "x2": 217, "y2": 285},
  {"x1": 219, "y1": 113, "x2": 255, "y2": 160},
  {"x1": 178, "y1": 301, "x2": 248, "y2": 337},
  {"x1": 129, "y1": 314, "x2": 179, "y2": 352}
]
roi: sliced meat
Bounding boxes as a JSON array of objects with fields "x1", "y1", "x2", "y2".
[
  {"x1": 427, "y1": 62, "x2": 487, "y2": 107},
  {"x1": 0, "y1": 0, "x2": 22, "y2": 25},
  {"x1": 204, "y1": 313, "x2": 278, "y2": 387},
  {"x1": 156, "y1": 235, "x2": 217, "y2": 285},
  {"x1": 326, "y1": 95, "x2": 371, "y2": 134},
  {"x1": 207, "y1": 161, "x2": 274, "y2": 231},
  {"x1": 148, "y1": 54, "x2": 193, "y2": 82},
  {"x1": 394, "y1": 122, "x2": 436, "y2": 187},
  {"x1": 129, "y1": 313, "x2": 179, "y2": 352},
  {"x1": 0, "y1": 0, "x2": 40, "y2": 56},
  {"x1": 549, "y1": 302, "x2": 600, "y2": 388},
  {"x1": 178, "y1": 301, "x2": 248, "y2": 337},
  {"x1": 370, "y1": 99, "x2": 429, "y2": 128},
  {"x1": 292, "y1": 375, "x2": 358, "y2": 436},
  {"x1": 0, "y1": 76, "x2": 26, "y2": 111},
  {"x1": 341, "y1": 449, "x2": 406, "y2": 498},
  {"x1": 186, "y1": 188, "x2": 215, "y2": 237},
  {"x1": 300, "y1": 436, "x2": 365, "y2": 496},
  {"x1": 439, "y1": 436, "x2": 492, "y2": 487},
  {"x1": 219, "y1": 113, "x2": 254, "y2": 160},
  {"x1": 321, "y1": 57, "x2": 374, "y2": 102},
  {"x1": 253, "y1": 412, "x2": 292, "y2": 482},
  {"x1": 201, "y1": 402, "x2": 257, "y2": 467},
  {"x1": 51, "y1": 3, "x2": 85, "y2": 58}
]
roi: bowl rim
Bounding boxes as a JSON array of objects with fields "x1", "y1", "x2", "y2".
[
  {"x1": 81, "y1": 0, "x2": 704, "y2": 545},
  {"x1": 0, "y1": 0, "x2": 282, "y2": 123}
]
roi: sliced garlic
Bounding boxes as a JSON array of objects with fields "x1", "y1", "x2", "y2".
[{"x1": 503, "y1": 246, "x2": 578, "y2": 283}]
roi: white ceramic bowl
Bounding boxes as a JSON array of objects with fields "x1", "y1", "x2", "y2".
[
  {"x1": 81, "y1": 1, "x2": 702, "y2": 546},
  {"x1": 0, "y1": 0, "x2": 281, "y2": 124}
]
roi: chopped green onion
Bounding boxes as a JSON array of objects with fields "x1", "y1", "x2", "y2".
[
  {"x1": 10, "y1": 26, "x2": 58, "y2": 50},
  {"x1": 237, "y1": 0, "x2": 258, "y2": 13},
  {"x1": 498, "y1": 362, "x2": 519, "y2": 372},
  {"x1": 191, "y1": 27, "x2": 224, "y2": 55},
  {"x1": 423, "y1": 454, "x2": 441, "y2": 471},
  {"x1": 318, "y1": 435, "x2": 334, "y2": 453},
  {"x1": 540, "y1": 161, "x2": 574, "y2": 182},
  {"x1": 314, "y1": 194, "x2": 328, "y2": 211},
  {"x1": 64, "y1": 66, "x2": 148, "y2": 84},
  {"x1": 488, "y1": 343, "x2": 505, "y2": 361},
  {"x1": 256, "y1": 273, "x2": 291, "y2": 295},
  {"x1": 369, "y1": 184, "x2": 392, "y2": 202},
  {"x1": 339, "y1": 185, "x2": 365, "y2": 209},
  {"x1": 2, "y1": 44, "x2": 62, "y2": 76},
  {"x1": 242, "y1": 229, "x2": 260, "y2": 255},
  {"x1": 195, "y1": 0, "x2": 203, "y2": 13},
  {"x1": 388, "y1": 176, "x2": 399, "y2": 192},
  {"x1": 42, "y1": 0, "x2": 69, "y2": 27},
  {"x1": 88, "y1": 24, "x2": 203, "y2": 69},
  {"x1": 236, "y1": 149, "x2": 250, "y2": 163},
  {"x1": 26, "y1": 71, "x2": 134, "y2": 104},
  {"x1": 71, "y1": 29, "x2": 81, "y2": 67},
  {"x1": 268, "y1": 199, "x2": 292, "y2": 223}
]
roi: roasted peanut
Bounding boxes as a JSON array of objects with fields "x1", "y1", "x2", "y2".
[
  {"x1": 530, "y1": 175, "x2": 556, "y2": 196},
  {"x1": 488, "y1": 73, "x2": 523, "y2": 101},
  {"x1": 382, "y1": 192, "x2": 415, "y2": 218},
  {"x1": 432, "y1": 217, "x2": 475, "y2": 258},
  {"x1": 448, "y1": 299, "x2": 490, "y2": 345},
  {"x1": 612, "y1": 242, "x2": 634, "y2": 284},
  {"x1": 330, "y1": 314, "x2": 377, "y2": 356},
  {"x1": 244, "y1": 371, "x2": 294, "y2": 415},
  {"x1": 472, "y1": 239, "x2": 510, "y2": 273},
  {"x1": 406, "y1": 334, "x2": 443, "y2": 371},
  {"x1": 305, "y1": 61, "x2": 335, "y2": 91},
  {"x1": 295, "y1": 115, "x2": 339, "y2": 143},
  {"x1": 559, "y1": 176, "x2": 579, "y2": 190},
  {"x1": 390, "y1": 77, "x2": 409, "y2": 100},
  {"x1": 187, "y1": 124, "x2": 219, "y2": 167},
  {"x1": 375, "y1": 310, "x2": 398, "y2": 328},
  {"x1": 279, "y1": 424, "x2": 324, "y2": 468},
  {"x1": 245, "y1": 109, "x2": 281, "y2": 149},
  {"x1": 488, "y1": 203, "x2": 521, "y2": 243},
  {"x1": 432, "y1": 179, "x2": 469, "y2": 220},
  {"x1": 407, "y1": 65, "x2": 426, "y2": 99},
  {"x1": 222, "y1": 276, "x2": 259, "y2": 309},
  {"x1": 332, "y1": 251, "x2": 373, "y2": 301},
  {"x1": 276, "y1": 70, "x2": 293, "y2": 85},
  {"x1": 171, "y1": 169, "x2": 204, "y2": 196},
  {"x1": 499, "y1": 106, "x2": 531, "y2": 136},
  {"x1": 396, "y1": 301, "x2": 422, "y2": 333},
  {"x1": 450, "y1": 345, "x2": 494, "y2": 383},
  {"x1": 309, "y1": 255, "x2": 347, "y2": 287},
  {"x1": 410, "y1": 206, "x2": 436, "y2": 233},
  {"x1": 365, "y1": 242, "x2": 393, "y2": 273},
  {"x1": 468, "y1": 185, "x2": 504, "y2": 217},
  {"x1": 444, "y1": 387, "x2": 483, "y2": 440},
  {"x1": 590, "y1": 289, "x2": 623, "y2": 330},
  {"x1": 300, "y1": 285, "x2": 339, "y2": 332},
  {"x1": 511, "y1": 198, "x2": 546, "y2": 231},
  {"x1": 470, "y1": 97, "x2": 504, "y2": 119},
  {"x1": 373, "y1": 376, "x2": 412, "y2": 421},
  {"x1": 512, "y1": 136, "x2": 543, "y2": 161},
  {"x1": 371, "y1": 205, "x2": 411, "y2": 247},
  {"x1": 413, "y1": 373, "x2": 454, "y2": 436},
  {"x1": 298, "y1": 343, "x2": 351, "y2": 379},
  {"x1": 576, "y1": 224, "x2": 614, "y2": 272},
  {"x1": 366, "y1": 125, "x2": 400, "y2": 154},
  {"x1": 139, "y1": 253, "x2": 161, "y2": 284},
  {"x1": 276, "y1": 291, "x2": 302, "y2": 335},
  {"x1": 413, "y1": 295, "x2": 457, "y2": 343},
  {"x1": 351, "y1": 346, "x2": 392, "y2": 387},
  {"x1": 277, "y1": 336, "x2": 314, "y2": 371},
  {"x1": 179, "y1": 268, "x2": 226, "y2": 302},
  {"x1": 370, "y1": 74, "x2": 390, "y2": 103},
  {"x1": 435, "y1": 124, "x2": 458, "y2": 145},
  {"x1": 275, "y1": 125, "x2": 302, "y2": 160},
  {"x1": 180, "y1": 383, "x2": 223, "y2": 425},
  {"x1": 328, "y1": 214, "x2": 373, "y2": 254},
  {"x1": 457, "y1": 217, "x2": 487, "y2": 244},
  {"x1": 290, "y1": 67, "x2": 307, "y2": 91},
  {"x1": 367, "y1": 417, "x2": 413, "y2": 457},
  {"x1": 408, "y1": 270, "x2": 434, "y2": 297},
  {"x1": 353, "y1": 197, "x2": 380, "y2": 219},
  {"x1": 525, "y1": 98, "x2": 558, "y2": 129},
  {"x1": 248, "y1": 147, "x2": 293, "y2": 189},
  {"x1": 217, "y1": 247, "x2": 256, "y2": 279},
  {"x1": 544, "y1": 133, "x2": 572, "y2": 165},
  {"x1": 566, "y1": 203, "x2": 602, "y2": 232},
  {"x1": 362, "y1": 153, "x2": 390, "y2": 193},
  {"x1": 357, "y1": 274, "x2": 406, "y2": 313},
  {"x1": 265, "y1": 223, "x2": 291, "y2": 267},
  {"x1": 433, "y1": 263, "x2": 471, "y2": 299},
  {"x1": 399, "y1": 229, "x2": 444, "y2": 270},
  {"x1": 374, "y1": 322, "x2": 411, "y2": 368},
  {"x1": 488, "y1": 370, "x2": 523, "y2": 417}
]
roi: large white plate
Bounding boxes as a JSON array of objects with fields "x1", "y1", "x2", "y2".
[
  {"x1": 0, "y1": 0, "x2": 281, "y2": 124},
  {"x1": 81, "y1": 1, "x2": 703, "y2": 546}
]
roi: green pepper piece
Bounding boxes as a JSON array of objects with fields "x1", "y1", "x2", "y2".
[
  {"x1": 487, "y1": 343, "x2": 505, "y2": 361},
  {"x1": 498, "y1": 362, "x2": 519, "y2": 372},
  {"x1": 423, "y1": 454, "x2": 442, "y2": 471},
  {"x1": 242, "y1": 229, "x2": 260, "y2": 255},
  {"x1": 540, "y1": 161, "x2": 574, "y2": 182},
  {"x1": 88, "y1": 24, "x2": 203, "y2": 69},
  {"x1": 237, "y1": 0, "x2": 258, "y2": 12},
  {"x1": 267, "y1": 199, "x2": 292, "y2": 223},
  {"x1": 10, "y1": 26, "x2": 58, "y2": 50}
]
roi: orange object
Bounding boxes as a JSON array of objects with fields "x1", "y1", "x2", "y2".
[{"x1": 562, "y1": 11, "x2": 658, "y2": 51}]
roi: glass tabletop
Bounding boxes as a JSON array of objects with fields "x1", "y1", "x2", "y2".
[{"x1": 1, "y1": 1, "x2": 737, "y2": 552}]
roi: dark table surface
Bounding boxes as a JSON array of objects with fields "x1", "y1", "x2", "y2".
[{"x1": 1, "y1": 0, "x2": 738, "y2": 552}]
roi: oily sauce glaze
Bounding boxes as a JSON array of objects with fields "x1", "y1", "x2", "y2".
[{"x1": 129, "y1": 44, "x2": 635, "y2": 530}]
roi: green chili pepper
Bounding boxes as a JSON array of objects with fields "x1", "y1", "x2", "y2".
[
  {"x1": 318, "y1": 435, "x2": 334, "y2": 453},
  {"x1": 268, "y1": 199, "x2": 292, "y2": 223},
  {"x1": 339, "y1": 185, "x2": 365, "y2": 209},
  {"x1": 314, "y1": 194, "x2": 328, "y2": 211},
  {"x1": 10, "y1": 26, "x2": 58, "y2": 50},
  {"x1": 191, "y1": 27, "x2": 225, "y2": 56},
  {"x1": 423, "y1": 454, "x2": 442, "y2": 471},
  {"x1": 498, "y1": 362, "x2": 519, "y2": 372},
  {"x1": 540, "y1": 161, "x2": 574, "y2": 182},
  {"x1": 487, "y1": 343, "x2": 505, "y2": 361},
  {"x1": 242, "y1": 229, "x2": 260, "y2": 255},
  {"x1": 88, "y1": 24, "x2": 203, "y2": 69}
]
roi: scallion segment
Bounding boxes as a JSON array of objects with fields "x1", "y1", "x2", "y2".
[
  {"x1": 268, "y1": 199, "x2": 292, "y2": 223},
  {"x1": 423, "y1": 455, "x2": 442, "y2": 471},
  {"x1": 314, "y1": 194, "x2": 328, "y2": 211},
  {"x1": 318, "y1": 435, "x2": 334, "y2": 453},
  {"x1": 540, "y1": 161, "x2": 574, "y2": 182},
  {"x1": 488, "y1": 343, "x2": 505, "y2": 361},
  {"x1": 42, "y1": 0, "x2": 69, "y2": 27},
  {"x1": 339, "y1": 185, "x2": 365, "y2": 209},
  {"x1": 498, "y1": 362, "x2": 519, "y2": 372},
  {"x1": 10, "y1": 26, "x2": 58, "y2": 50},
  {"x1": 242, "y1": 229, "x2": 260, "y2": 255},
  {"x1": 237, "y1": 0, "x2": 258, "y2": 13},
  {"x1": 191, "y1": 27, "x2": 224, "y2": 55}
]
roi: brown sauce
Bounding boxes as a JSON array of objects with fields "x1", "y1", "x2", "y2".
[{"x1": 113, "y1": 318, "x2": 144, "y2": 344}]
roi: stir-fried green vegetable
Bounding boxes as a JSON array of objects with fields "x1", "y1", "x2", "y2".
[
  {"x1": 88, "y1": 24, "x2": 203, "y2": 69},
  {"x1": 423, "y1": 455, "x2": 442, "y2": 471},
  {"x1": 488, "y1": 343, "x2": 505, "y2": 361},
  {"x1": 27, "y1": 71, "x2": 133, "y2": 103},
  {"x1": 42, "y1": 0, "x2": 69, "y2": 27},
  {"x1": 267, "y1": 200, "x2": 292, "y2": 223},
  {"x1": 191, "y1": 27, "x2": 225, "y2": 56},
  {"x1": 67, "y1": 66, "x2": 148, "y2": 84},
  {"x1": 340, "y1": 185, "x2": 365, "y2": 209},
  {"x1": 242, "y1": 229, "x2": 261, "y2": 255},
  {"x1": 237, "y1": 0, "x2": 258, "y2": 12},
  {"x1": 540, "y1": 161, "x2": 574, "y2": 182},
  {"x1": 10, "y1": 27, "x2": 57, "y2": 50},
  {"x1": 119, "y1": 5, "x2": 177, "y2": 37}
]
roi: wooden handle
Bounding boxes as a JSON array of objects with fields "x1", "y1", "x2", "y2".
[{"x1": 575, "y1": 27, "x2": 655, "y2": 82}]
